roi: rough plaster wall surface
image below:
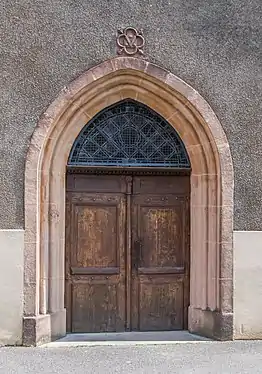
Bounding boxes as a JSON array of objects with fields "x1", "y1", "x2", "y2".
[
  {"x1": 0, "y1": 230, "x2": 24, "y2": 345},
  {"x1": 234, "y1": 231, "x2": 262, "y2": 339},
  {"x1": 0, "y1": 0, "x2": 261, "y2": 229}
]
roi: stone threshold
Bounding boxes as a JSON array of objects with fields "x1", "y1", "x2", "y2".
[{"x1": 42, "y1": 331, "x2": 212, "y2": 347}]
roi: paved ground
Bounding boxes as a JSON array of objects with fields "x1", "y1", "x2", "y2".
[{"x1": 1, "y1": 340, "x2": 262, "y2": 373}]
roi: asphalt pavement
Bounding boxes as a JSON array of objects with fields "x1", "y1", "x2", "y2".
[{"x1": 1, "y1": 340, "x2": 262, "y2": 373}]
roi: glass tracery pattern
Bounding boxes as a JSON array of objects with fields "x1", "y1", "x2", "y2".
[{"x1": 68, "y1": 101, "x2": 190, "y2": 168}]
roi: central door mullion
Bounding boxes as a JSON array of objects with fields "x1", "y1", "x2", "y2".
[
  {"x1": 125, "y1": 176, "x2": 132, "y2": 331},
  {"x1": 131, "y1": 180, "x2": 139, "y2": 331}
]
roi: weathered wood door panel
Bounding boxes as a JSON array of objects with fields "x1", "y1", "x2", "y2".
[
  {"x1": 66, "y1": 173, "x2": 189, "y2": 333},
  {"x1": 66, "y1": 174, "x2": 127, "y2": 333},
  {"x1": 131, "y1": 176, "x2": 190, "y2": 331}
]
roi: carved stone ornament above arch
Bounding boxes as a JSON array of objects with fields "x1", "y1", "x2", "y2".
[{"x1": 23, "y1": 57, "x2": 234, "y2": 345}]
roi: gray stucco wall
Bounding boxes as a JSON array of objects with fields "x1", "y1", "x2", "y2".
[{"x1": 0, "y1": 0, "x2": 261, "y2": 230}]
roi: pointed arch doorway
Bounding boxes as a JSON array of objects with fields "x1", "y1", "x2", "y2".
[
  {"x1": 65, "y1": 100, "x2": 191, "y2": 333},
  {"x1": 23, "y1": 57, "x2": 234, "y2": 345}
]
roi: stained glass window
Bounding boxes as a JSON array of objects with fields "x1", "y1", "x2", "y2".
[{"x1": 68, "y1": 100, "x2": 190, "y2": 168}]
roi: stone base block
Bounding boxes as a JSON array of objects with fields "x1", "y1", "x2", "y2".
[
  {"x1": 23, "y1": 309, "x2": 66, "y2": 346},
  {"x1": 188, "y1": 306, "x2": 233, "y2": 340},
  {"x1": 51, "y1": 308, "x2": 67, "y2": 341}
]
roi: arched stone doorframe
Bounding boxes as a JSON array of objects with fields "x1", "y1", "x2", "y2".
[{"x1": 23, "y1": 57, "x2": 234, "y2": 346}]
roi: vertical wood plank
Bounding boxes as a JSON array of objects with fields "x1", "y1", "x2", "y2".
[
  {"x1": 125, "y1": 176, "x2": 132, "y2": 331},
  {"x1": 65, "y1": 186, "x2": 73, "y2": 332},
  {"x1": 131, "y1": 192, "x2": 139, "y2": 330}
]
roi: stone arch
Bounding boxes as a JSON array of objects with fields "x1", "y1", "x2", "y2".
[{"x1": 23, "y1": 57, "x2": 234, "y2": 345}]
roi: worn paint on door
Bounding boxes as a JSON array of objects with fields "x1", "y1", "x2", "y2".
[{"x1": 65, "y1": 173, "x2": 189, "y2": 333}]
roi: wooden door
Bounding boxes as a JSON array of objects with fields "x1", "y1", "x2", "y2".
[
  {"x1": 131, "y1": 175, "x2": 190, "y2": 331},
  {"x1": 65, "y1": 174, "x2": 127, "y2": 333},
  {"x1": 66, "y1": 172, "x2": 190, "y2": 333}
]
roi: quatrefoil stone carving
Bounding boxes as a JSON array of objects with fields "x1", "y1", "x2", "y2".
[{"x1": 117, "y1": 27, "x2": 145, "y2": 56}]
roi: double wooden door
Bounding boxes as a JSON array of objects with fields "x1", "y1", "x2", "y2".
[{"x1": 65, "y1": 173, "x2": 190, "y2": 333}]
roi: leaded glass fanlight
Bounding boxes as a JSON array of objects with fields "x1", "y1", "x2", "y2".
[{"x1": 68, "y1": 100, "x2": 190, "y2": 168}]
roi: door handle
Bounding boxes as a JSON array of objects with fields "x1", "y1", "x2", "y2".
[{"x1": 133, "y1": 240, "x2": 142, "y2": 269}]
